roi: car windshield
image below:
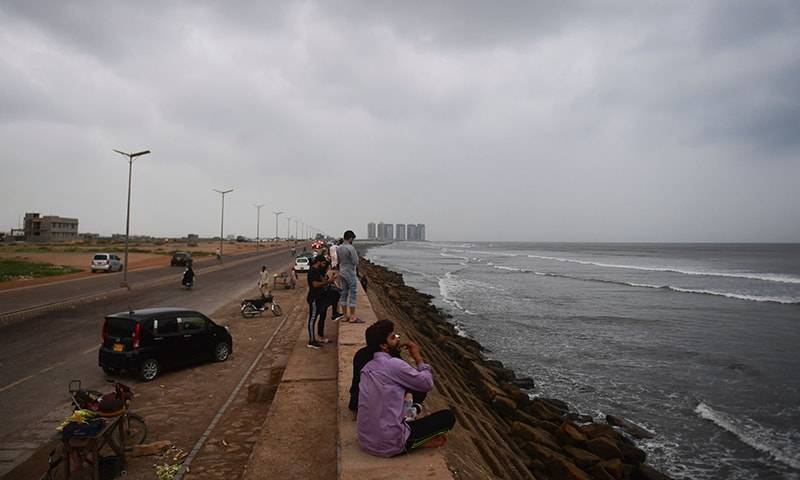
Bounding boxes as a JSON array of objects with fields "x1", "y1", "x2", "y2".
[
  {"x1": 296, "y1": 258, "x2": 308, "y2": 264},
  {"x1": 93, "y1": 254, "x2": 108, "y2": 260}
]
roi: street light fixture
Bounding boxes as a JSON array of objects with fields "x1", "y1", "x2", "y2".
[
  {"x1": 254, "y1": 204, "x2": 265, "y2": 254},
  {"x1": 273, "y1": 211, "x2": 283, "y2": 240},
  {"x1": 213, "y1": 188, "x2": 234, "y2": 259},
  {"x1": 113, "y1": 148, "x2": 151, "y2": 288}
]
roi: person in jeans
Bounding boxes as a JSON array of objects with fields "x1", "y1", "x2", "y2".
[
  {"x1": 357, "y1": 321, "x2": 455, "y2": 457},
  {"x1": 338, "y1": 230, "x2": 363, "y2": 323},
  {"x1": 306, "y1": 255, "x2": 336, "y2": 348}
]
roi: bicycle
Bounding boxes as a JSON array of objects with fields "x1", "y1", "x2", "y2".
[
  {"x1": 69, "y1": 379, "x2": 147, "y2": 451},
  {"x1": 39, "y1": 449, "x2": 62, "y2": 480}
]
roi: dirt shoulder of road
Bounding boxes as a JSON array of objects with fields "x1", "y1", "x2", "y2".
[{"x1": 0, "y1": 240, "x2": 296, "y2": 291}]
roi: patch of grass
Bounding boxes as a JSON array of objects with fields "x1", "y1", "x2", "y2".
[{"x1": 0, "y1": 259, "x2": 83, "y2": 282}]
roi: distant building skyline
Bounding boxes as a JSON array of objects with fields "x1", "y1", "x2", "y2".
[{"x1": 367, "y1": 221, "x2": 425, "y2": 241}]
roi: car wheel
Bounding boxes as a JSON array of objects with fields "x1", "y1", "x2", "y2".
[
  {"x1": 213, "y1": 342, "x2": 230, "y2": 362},
  {"x1": 102, "y1": 366, "x2": 118, "y2": 376},
  {"x1": 139, "y1": 358, "x2": 160, "y2": 381},
  {"x1": 91, "y1": 269, "x2": 97, "y2": 273}
]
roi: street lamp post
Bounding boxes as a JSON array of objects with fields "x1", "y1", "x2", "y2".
[
  {"x1": 294, "y1": 219, "x2": 298, "y2": 239},
  {"x1": 213, "y1": 188, "x2": 234, "y2": 259},
  {"x1": 254, "y1": 204, "x2": 264, "y2": 254},
  {"x1": 113, "y1": 148, "x2": 151, "y2": 288},
  {"x1": 273, "y1": 211, "x2": 283, "y2": 240},
  {"x1": 286, "y1": 216, "x2": 292, "y2": 240}
]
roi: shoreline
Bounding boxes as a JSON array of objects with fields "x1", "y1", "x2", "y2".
[{"x1": 360, "y1": 258, "x2": 672, "y2": 480}]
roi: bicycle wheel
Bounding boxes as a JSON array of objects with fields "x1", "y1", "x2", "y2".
[
  {"x1": 271, "y1": 303, "x2": 283, "y2": 317},
  {"x1": 109, "y1": 413, "x2": 147, "y2": 451}
]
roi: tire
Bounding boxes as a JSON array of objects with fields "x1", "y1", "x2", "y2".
[
  {"x1": 102, "y1": 366, "x2": 118, "y2": 376},
  {"x1": 213, "y1": 342, "x2": 230, "y2": 362},
  {"x1": 109, "y1": 413, "x2": 147, "y2": 452},
  {"x1": 139, "y1": 358, "x2": 160, "y2": 382},
  {"x1": 91, "y1": 269, "x2": 97, "y2": 273},
  {"x1": 241, "y1": 304, "x2": 258, "y2": 318},
  {"x1": 271, "y1": 303, "x2": 283, "y2": 317}
]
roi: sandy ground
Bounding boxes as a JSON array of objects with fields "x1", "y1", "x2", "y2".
[{"x1": 0, "y1": 240, "x2": 296, "y2": 291}]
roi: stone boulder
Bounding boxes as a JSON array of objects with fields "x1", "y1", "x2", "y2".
[{"x1": 584, "y1": 437, "x2": 623, "y2": 460}]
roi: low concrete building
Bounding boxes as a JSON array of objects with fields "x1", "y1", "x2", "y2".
[{"x1": 23, "y1": 212, "x2": 79, "y2": 242}]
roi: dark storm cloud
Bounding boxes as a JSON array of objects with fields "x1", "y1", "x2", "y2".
[{"x1": 0, "y1": 1, "x2": 798, "y2": 241}]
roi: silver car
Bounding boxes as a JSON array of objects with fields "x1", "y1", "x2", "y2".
[{"x1": 91, "y1": 253, "x2": 123, "y2": 273}]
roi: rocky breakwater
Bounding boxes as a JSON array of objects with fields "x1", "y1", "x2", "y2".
[{"x1": 359, "y1": 259, "x2": 672, "y2": 480}]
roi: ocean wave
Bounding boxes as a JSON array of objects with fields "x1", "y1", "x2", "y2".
[
  {"x1": 491, "y1": 266, "x2": 800, "y2": 305},
  {"x1": 526, "y1": 254, "x2": 800, "y2": 285},
  {"x1": 437, "y1": 272, "x2": 480, "y2": 315},
  {"x1": 695, "y1": 402, "x2": 800, "y2": 470},
  {"x1": 440, "y1": 251, "x2": 470, "y2": 265}
]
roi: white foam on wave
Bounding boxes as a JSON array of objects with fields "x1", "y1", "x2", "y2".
[
  {"x1": 493, "y1": 266, "x2": 800, "y2": 305},
  {"x1": 527, "y1": 254, "x2": 800, "y2": 285},
  {"x1": 695, "y1": 402, "x2": 800, "y2": 470},
  {"x1": 437, "y1": 272, "x2": 479, "y2": 315},
  {"x1": 440, "y1": 250, "x2": 470, "y2": 265}
]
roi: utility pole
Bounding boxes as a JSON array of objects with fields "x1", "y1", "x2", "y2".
[
  {"x1": 213, "y1": 188, "x2": 234, "y2": 259},
  {"x1": 113, "y1": 148, "x2": 151, "y2": 288},
  {"x1": 295, "y1": 219, "x2": 298, "y2": 239},
  {"x1": 254, "y1": 204, "x2": 264, "y2": 254},
  {"x1": 273, "y1": 211, "x2": 283, "y2": 240}
]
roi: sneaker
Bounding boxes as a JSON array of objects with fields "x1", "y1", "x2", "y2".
[
  {"x1": 318, "y1": 337, "x2": 331, "y2": 344},
  {"x1": 332, "y1": 313, "x2": 344, "y2": 321},
  {"x1": 306, "y1": 341, "x2": 322, "y2": 349}
]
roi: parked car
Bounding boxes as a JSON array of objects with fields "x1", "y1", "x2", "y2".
[
  {"x1": 98, "y1": 308, "x2": 232, "y2": 381},
  {"x1": 294, "y1": 256, "x2": 310, "y2": 272},
  {"x1": 91, "y1": 253, "x2": 123, "y2": 273},
  {"x1": 170, "y1": 252, "x2": 193, "y2": 267}
]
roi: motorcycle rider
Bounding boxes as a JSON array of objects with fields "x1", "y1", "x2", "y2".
[{"x1": 182, "y1": 262, "x2": 195, "y2": 287}]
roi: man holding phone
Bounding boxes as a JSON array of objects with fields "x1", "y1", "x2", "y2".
[{"x1": 356, "y1": 321, "x2": 456, "y2": 457}]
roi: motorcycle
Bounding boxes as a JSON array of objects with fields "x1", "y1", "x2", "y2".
[
  {"x1": 182, "y1": 267, "x2": 195, "y2": 289},
  {"x1": 241, "y1": 293, "x2": 283, "y2": 317}
]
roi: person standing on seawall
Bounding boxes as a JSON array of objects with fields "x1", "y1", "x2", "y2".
[{"x1": 338, "y1": 230, "x2": 363, "y2": 323}]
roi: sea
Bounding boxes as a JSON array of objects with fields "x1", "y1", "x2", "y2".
[{"x1": 364, "y1": 242, "x2": 800, "y2": 480}]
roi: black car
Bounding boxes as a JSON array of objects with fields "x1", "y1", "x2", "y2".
[
  {"x1": 170, "y1": 252, "x2": 193, "y2": 266},
  {"x1": 98, "y1": 308, "x2": 233, "y2": 381}
]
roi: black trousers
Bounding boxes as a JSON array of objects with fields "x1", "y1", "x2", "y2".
[{"x1": 405, "y1": 409, "x2": 456, "y2": 451}]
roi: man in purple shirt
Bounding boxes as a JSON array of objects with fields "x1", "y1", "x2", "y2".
[{"x1": 357, "y1": 321, "x2": 456, "y2": 457}]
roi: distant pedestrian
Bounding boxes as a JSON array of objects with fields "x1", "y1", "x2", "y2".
[
  {"x1": 330, "y1": 238, "x2": 342, "y2": 270},
  {"x1": 338, "y1": 230, "x2": 363, "y2": 323},
  {"x1": 258, "y1": 265, "x2": 271, "y2": 297}
]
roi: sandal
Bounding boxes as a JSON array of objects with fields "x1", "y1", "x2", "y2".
[{"x1": 349, "y1": 317, "x2": 365, "y2": 324}]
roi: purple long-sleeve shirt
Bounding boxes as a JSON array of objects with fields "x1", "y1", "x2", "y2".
[{"x1": 356, "y1": 352, "x2": 434, "y2": 457}]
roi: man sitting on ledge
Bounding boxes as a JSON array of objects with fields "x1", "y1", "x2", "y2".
[{"x1": 357, "y1": 321, "x2": 456, "y2": 457}]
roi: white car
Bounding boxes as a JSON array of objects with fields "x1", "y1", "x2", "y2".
[
  {"x1": 91, "y1": 253, "x2": 124, "y2": 273},
  {"x1": 293, "y1": 256, "x2": 310, "y2": 272}
]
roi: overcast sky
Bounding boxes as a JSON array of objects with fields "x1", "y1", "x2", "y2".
[{"x1": 1, "y1": 1, "x2": 798, "y2": 242}]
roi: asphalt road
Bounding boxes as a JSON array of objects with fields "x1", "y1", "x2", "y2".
[
  {"x1": 0, "y1": 249, "x2": 277, "y2": 316},
  {"x1": 0, "y1": 248, "x2": 295, "y2": 475}
]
